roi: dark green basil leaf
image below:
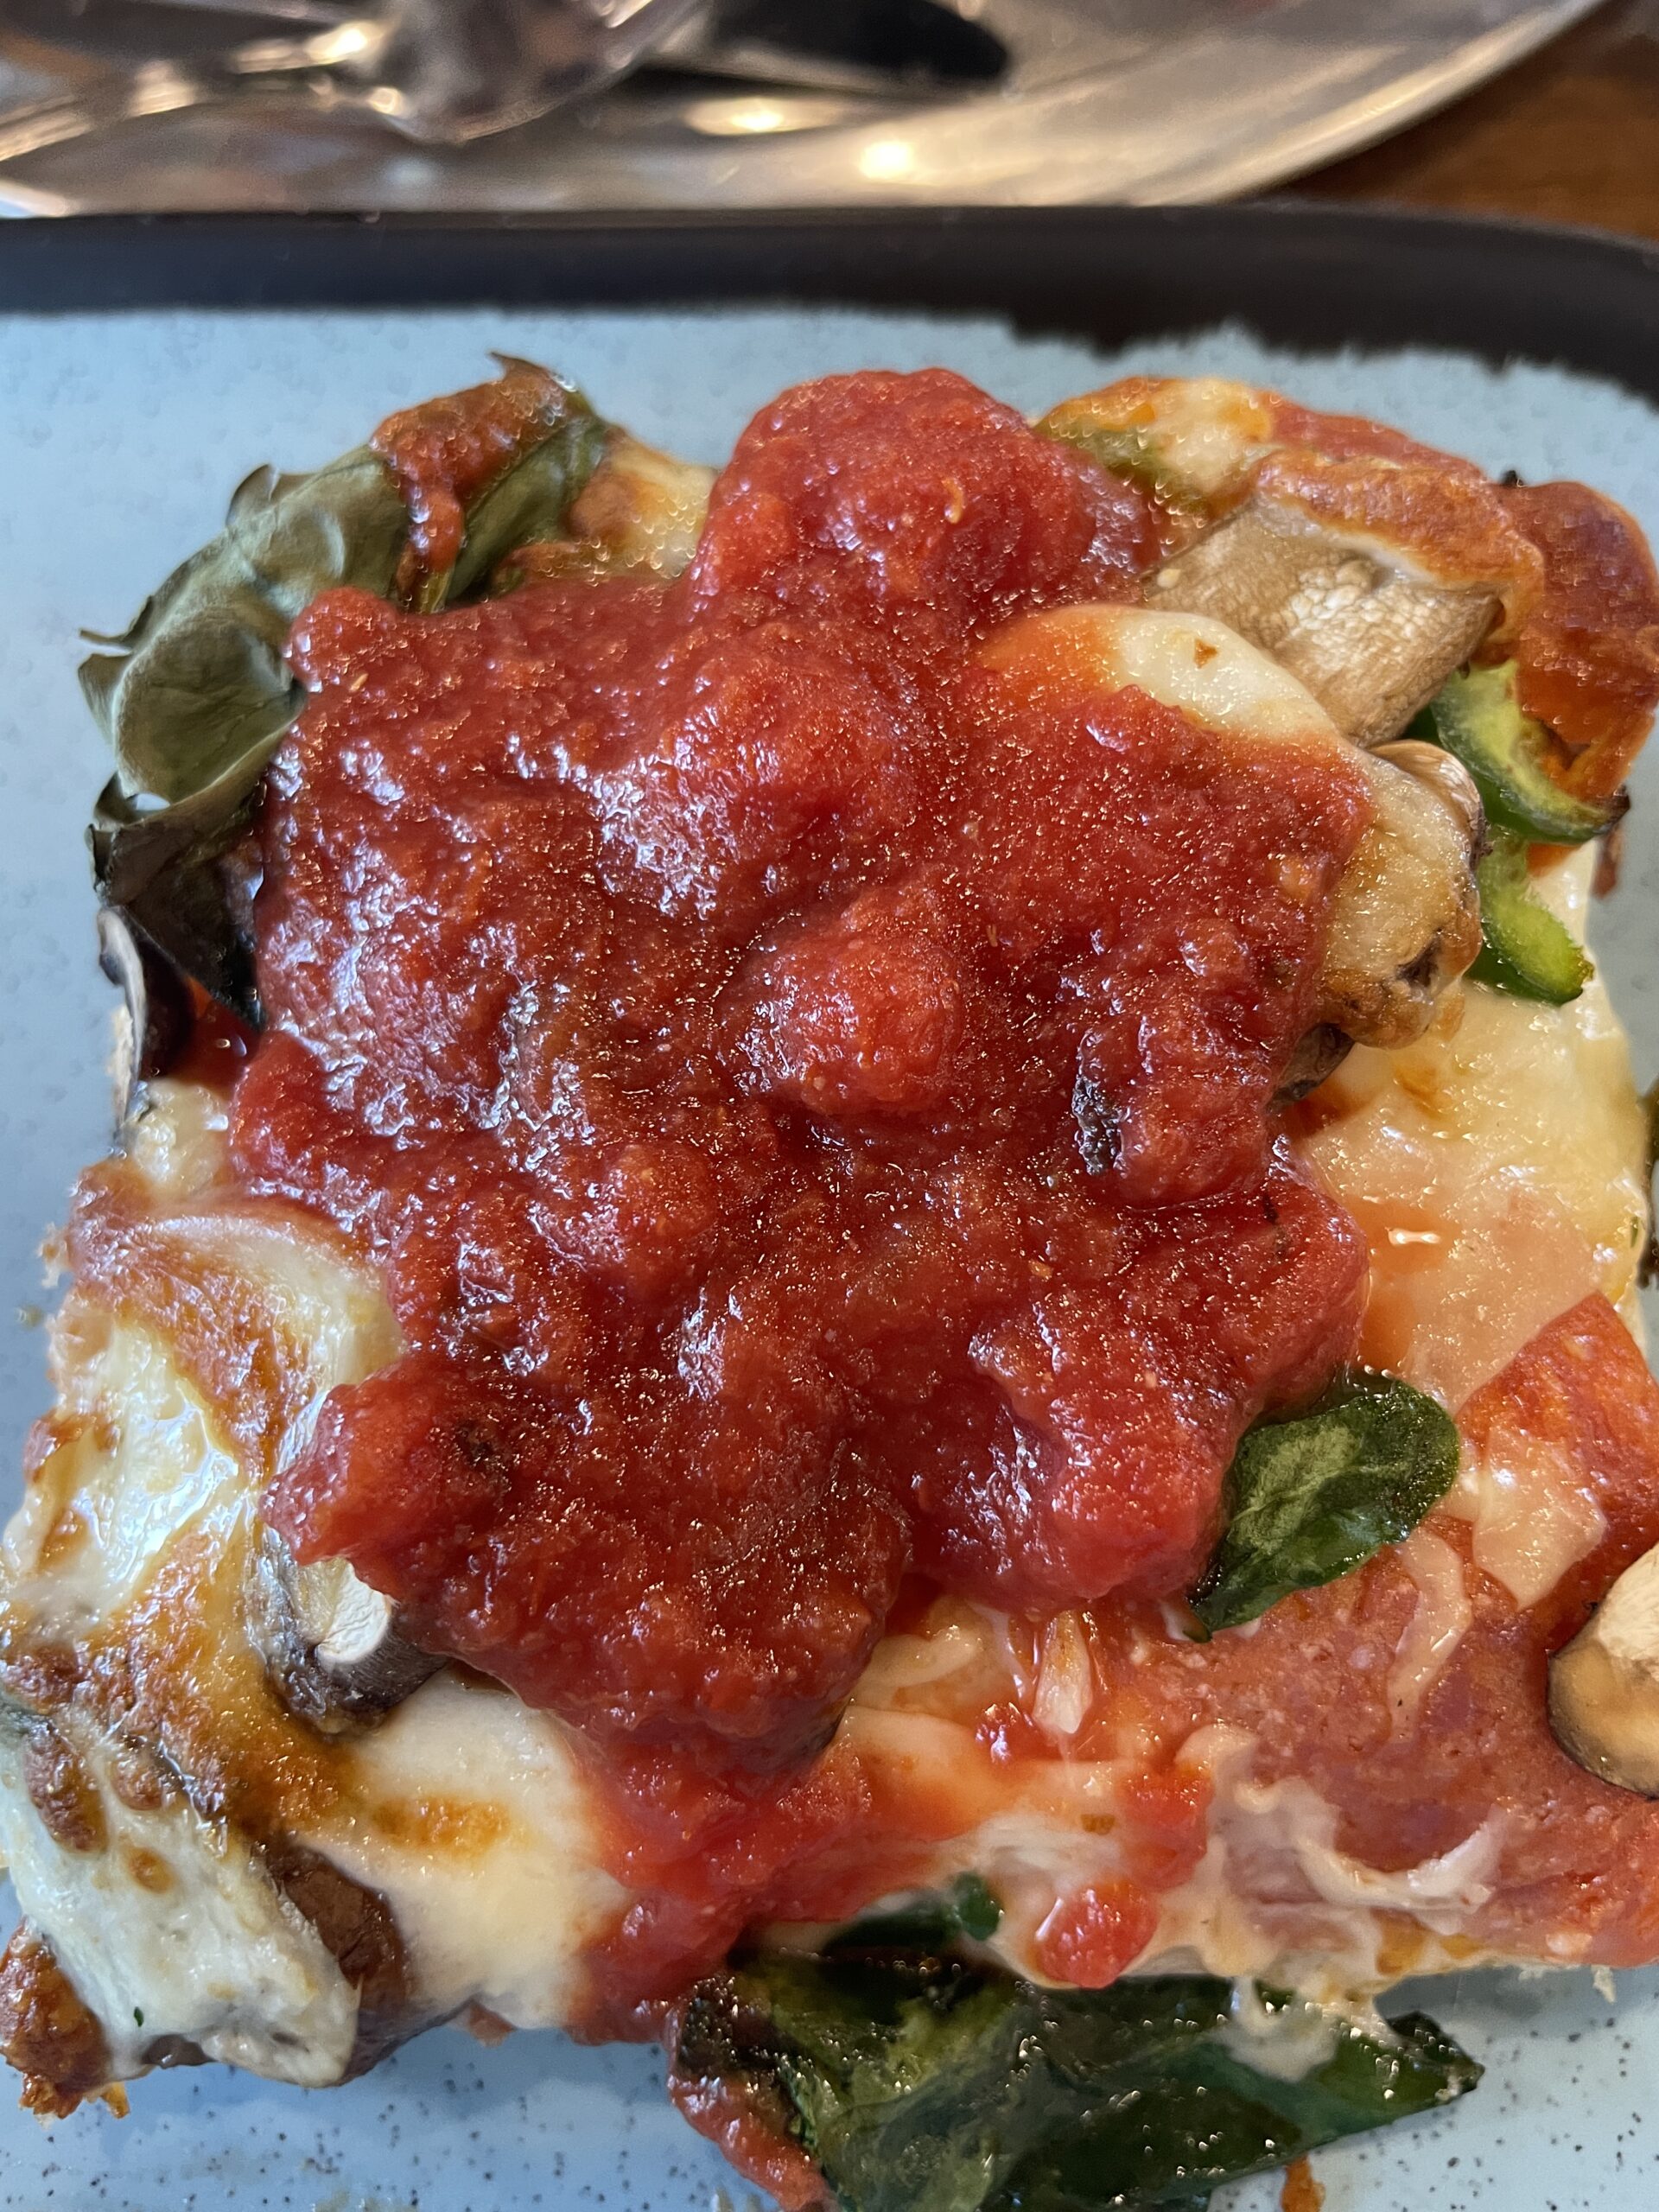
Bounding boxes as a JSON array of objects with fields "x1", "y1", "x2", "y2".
[
  {"x1": 675, "y1": 1956, "x2": 1479, "y2": 2212},
  {"x1": 826, "y1": 1873, "x2": 1002, "y2": 1954},
  {"x1": 80, "y1": 448, "x2": 409, "y2": 809},
  {"x1": 1189, "y1": 1370, "x2": 1459, "y2": 1635},
  {"x1": 994, "y1": 1992, "x2": 1478, "y2": 2212},
  {"x1": 80, "y1": 364, "x2": 605, "y2": 1019}
]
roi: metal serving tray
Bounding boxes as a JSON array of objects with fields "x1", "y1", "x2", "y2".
[{"x1": 0, "y1": 0, "x2": 1605, "y2": 213}]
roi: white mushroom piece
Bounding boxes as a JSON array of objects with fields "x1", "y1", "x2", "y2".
[
  {"x1": 248, "y1": 1529, "x2": 442, "y2": 1732},
  {"x1": 1318, "y1": 732, "x2": 1484, "y2": 1053},
  {"x1": 1036, "y1": 378, "x2": 1501, "y2": 752},
  {"x1": 1146, "y1": 495, "x2": 1500, "y2": 749},
  {"x1": 97, "y1": 906, "x2": 191, "y2": 1129},
  {"x1": 978, "y1": 603, "x2": 1484, "y2": 1069},
  {"x1": 1550, "y1": 1546, "x2": 1659, "y2": 1796}
]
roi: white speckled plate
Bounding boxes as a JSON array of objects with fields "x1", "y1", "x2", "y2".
[{"x1": 3, "y1": 216, "x2": 1659, "y2": 2212}]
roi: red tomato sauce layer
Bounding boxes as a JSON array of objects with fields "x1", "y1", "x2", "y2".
[
  {"x1": 1095, "y1": 1295, "x2": 1659, "y2": 1967},
  {"x1": 238, "y1": 370, "x2": 1370, "y2": 1772}
]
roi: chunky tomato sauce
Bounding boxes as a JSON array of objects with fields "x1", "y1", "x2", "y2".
[
  {"x1": 587, "y1": 1298, "x2": 1659, "y2": 2041},
  {"x1": 237, "y1": 370, "x2": 1371, "y2": 1775},
  {"x1": 1098, "y1": 1295, "x2": 1659, "y2": 1965}
]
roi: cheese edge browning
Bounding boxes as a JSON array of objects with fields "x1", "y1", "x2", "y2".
[{"x1": 0, "y1": 1089, "x2": 625, "y2": 2102}]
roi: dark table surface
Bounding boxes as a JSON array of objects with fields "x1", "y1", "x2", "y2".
[{"x1": 1281, "y1": 0, "x2": 1659, "y2": 240}]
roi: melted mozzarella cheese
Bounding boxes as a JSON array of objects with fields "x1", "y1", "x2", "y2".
[
  {"x1": 1138, "y1": 1726, "x2": 1508, "y2": 1999},
  {"x1": 120, "y1": 1077, "x2": 233, "y2": 1200},
  {"x1": 314, "y1": 1672, "x2": 624, "y2": 2031},
  {"x1": 1233, "y1": 1777, "x2": 1503, "y2": 1923},
  {"x1": 1385, "y1": 1528, "x2": 1471, "y2": 1732},
  {"x1": 0, "y1": 1086, "x2": 619, "y2": 2083},
  {"x1": 4, "y1": 1307, "x2": 243, "y2": 1634},
  {"x1": 1032, "y1": 1612, "x2": 1095, "y2": 1744},
  {"x1": 982, "y1": 602, "x2": 1343, "y2": 752},
  {"x1": 1446, "y1": 1423, "x2": 1607, "y2": 1609},
  {"x1": 1299, "y1": 846, "x2": 1648, "y2": 1409},
  {"x1": 0, "y1": 1713, "x2": 355, "y2": 2086}
]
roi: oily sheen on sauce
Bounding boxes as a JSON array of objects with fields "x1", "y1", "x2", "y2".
[{"x1": 226, "y1": 371, "x2": 1372, "y2": 1773}]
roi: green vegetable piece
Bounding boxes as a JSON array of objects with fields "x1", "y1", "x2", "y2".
[
  {"x1": 1470, "y1": 830, "x2": 1593, "y2": 1006},
  {"x1": 89, "y1": 748, "x2": 275, "y2": 1026},
  {"x1": 1036, "y1": 420, "x2": 1198, "y2": 508},
  {"x1": 1420, "y1": 662, "x2": 1612, "y2": 845},
  {"x1": 827, "y1": 1874, "x2": 1002, "y2": 1954},
  {"x1": 79, "y1": 364, "x2": 604, "y2": 1021},
  {"x1": 80, "y1": 448, "x2": 410, "y2": 810},
  {"x1": 995, "y1": 1993, "x2": 1478, "y2": 2212},
  {"x1": 445, "y1": 405, "x2": 607, "y2": 604},
  {"x1": 1189, "y1": 1369, "x2": 1459, "y2": 1635},
  {"x1": 676, "y1": 1957, "x2": 1480, "y2": 2212}
]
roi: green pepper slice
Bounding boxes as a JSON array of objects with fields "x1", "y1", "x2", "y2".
[
  {"x1": 1421, "y1": 663, "x2": 1612, "y2": 845},
  {"x1": 1471, "y1": 830, "x2": 1593, "y2": 1004}
]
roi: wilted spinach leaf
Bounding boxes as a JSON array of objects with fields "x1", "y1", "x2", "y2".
[
  {"x1": 81, "y1": 447, "x2": 410, "y2": 812},
  {"x1": 675, "y1": 1955, "x2": 1478, "y2": 2212},
  {"x1": 81, "y1": 363, "x2": 605, "y2": 1022},
  {"x1": 89, "y1": 750, "x2": 272, "y2": 1026},
  {"x1": 1189, "y1": 1369, "x2": 1459, "y2": 1635},
  {"x1": 827, "y1": 1873, "x2": 1002, "y2": 1954},
  {"x1": 445, "y1": 404, "x2": 607, "y2": 604}
]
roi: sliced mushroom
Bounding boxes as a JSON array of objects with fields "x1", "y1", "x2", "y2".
[
  {"x1": 1318, "y1": 741, "x2": 1485, "y2": 1052},
  {"x1": 1145, "y1": 495, "x2": 1500, "y2": 747},
  {"x1": 263, "y1": 1835, "x2": 427, "y2": 2076},
  {"x1": 1276, "y1": 1024, "x2": 1352, "y2": 1103},
  {"x1": 248, "y1": 1529, "x2": 441, "y2": 1732},
  {"x1": 97, "y1": 907, "x2": 191, "y2": 1128},
  {"x1": 1549, "y1": 1543, "x2": 1659, "y2": 1796}
]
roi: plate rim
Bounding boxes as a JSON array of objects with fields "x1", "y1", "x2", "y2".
[
  {"x1": 1, "y1": 201, "x2": 1656, "y2": 403},
  {"x1": 3, "y1": 184, "x2": 1659, "y2": 2212}
]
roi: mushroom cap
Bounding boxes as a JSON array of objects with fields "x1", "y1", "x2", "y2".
[
  {"x1": 1549, "y1": 1543, "x2": 1659, "y2": 1797},
  {"x1": 248, "y1": 1530, "x2": 442, "y2": 1733},
  {"x1": 1145, "y1": 494, "x2": 1500, "y2": 748}
]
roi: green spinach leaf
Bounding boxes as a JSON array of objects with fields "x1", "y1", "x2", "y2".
[
  {"x1": 445, "y1": 404, "x2": 607, "y2": 604},
  {"x1": 675, "y1": 1956, "x2": 1479, "y2": 2212},
  {"x1": 827, "y1": 1874, "x2": 1002, "y2": 1954},
  {"x1": 1189, "y1": 1370, "x2": 1459, "y2": 1635},
  {"x1": 81, "y1": 365, "x2": 604, "y2": 1022}
]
